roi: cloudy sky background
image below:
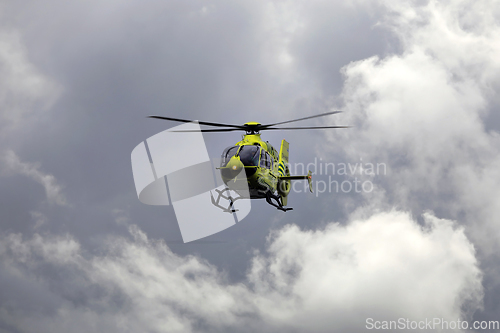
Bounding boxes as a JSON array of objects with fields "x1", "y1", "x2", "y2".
[{"x1": 1, "y1": 0, "x2": 499, "y2": 332}]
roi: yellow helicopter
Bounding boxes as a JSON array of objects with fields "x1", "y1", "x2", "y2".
[{"x1": 148, "y1": 112, "x2": 348, "y2": 212}]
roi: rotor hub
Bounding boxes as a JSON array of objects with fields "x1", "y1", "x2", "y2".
[{"x1": 243, "y1": 122, "x2": 261, "y2": 134}]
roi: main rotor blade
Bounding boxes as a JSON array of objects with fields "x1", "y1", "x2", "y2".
[
  {"x1": 260, "y1": 125, "x2": 351, "y2": 131},
  {"x1": 260, "y1": 111, "x2": 342, "y2": 128},
  {"x1": 171, "y1": 128, "x2": 243, "y2": 133},
  {"x1": 173, "y1": 125, "x2": 351, "y2": 132},
  {"x1": 148, "y1": 115, "x2": 245, "y2": 129}
]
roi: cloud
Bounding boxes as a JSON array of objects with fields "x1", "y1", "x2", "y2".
[
  {"x1": 0, "y1": 0, "x2": 495, "y2": 331},
  {"x1": 0, "y1": 211, "x2": 482, "y2": 332},
  {"x1": 0, "y1": 31, "x2": 61, "y2": 131},
  {"x1": 334, "y1": 0, "x2": 500, "y2": 253},
  {"x1": 1, "y1": 150, "x2": 68, "y2": 206},
  {"x1": 327, "y1": 0, "x2": 500, "y2": 322},
  {"x1": 248, "y1": 211, "x2": 482, "y2": 331}
]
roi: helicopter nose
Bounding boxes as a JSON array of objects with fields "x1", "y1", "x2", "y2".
[{"x1": 221, "y1": 157, "x2": 244, "y2": 180}]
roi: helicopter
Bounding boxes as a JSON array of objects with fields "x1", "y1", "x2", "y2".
[{"x1": 148, "y1": 112, "x2": 349, "y2": 212}]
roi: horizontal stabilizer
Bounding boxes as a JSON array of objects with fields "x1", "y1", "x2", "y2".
[{"x1": 279, "y1": 170, "x2": 313, "y2": 193}]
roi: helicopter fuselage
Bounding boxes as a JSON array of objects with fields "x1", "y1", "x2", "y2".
[
  {"x1": 147, "y1": 114, "x2": 334, "y2": 211},
  {"x1": 218, "y1": 126, "x2": 296, "y2": 207}
]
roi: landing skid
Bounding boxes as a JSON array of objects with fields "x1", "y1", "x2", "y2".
[
  {"x1": 210, "y1": 187, "x2": 244, "y2": 213},
  {"x1": 211, "y1": 187, "x2": 292, "y2": 213},
  {"x1": 266, "y1": 191, "x2": 293, "y2": 212}
]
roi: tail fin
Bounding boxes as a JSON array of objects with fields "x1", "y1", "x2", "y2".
[
  {"x1": 281, "y1": 194, "x2": 288, "y2": 207},
  {"x1": 278, "y1": 139, "x2": 289, "y2": 177},
  {"x1": 277, "y1": 140, "x2": 291, "y2": 205},
  {"x1": 278, "y1": 139, "x2": 313, "y2": 195}
]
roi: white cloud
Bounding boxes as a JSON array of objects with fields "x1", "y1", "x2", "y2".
[
  {"x1": 2, "y1": 150, "x2": 68, "y2": 206},
  {"x1": 0, "y1": 30, "x2": 61, "y2": 130},
  {"x1": 30, "y1": 211, "x2": 48, "y2": 229},
  {"x1": 0, "y1": 211, "x2": 482, "y2": 332},
  {"x1": 334, "y1": 0, "x2": 500, "y2": 254},
  {"x1": 248, "y1": 211, "x2": 482, "y2": 331},
  {"x1": 261, "y1": 2, "x2": 304, "y2": 68}
]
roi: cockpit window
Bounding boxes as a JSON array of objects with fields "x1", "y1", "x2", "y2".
[
  {"x1": 260, "y1": 150, "x2": 272, "y2": 169},
  {"x1": 220, "y1": 146, "x2": 238, "y2": 167},
  {"x1": 238, "y1": 145, "x2": 260, "y2": 167}
]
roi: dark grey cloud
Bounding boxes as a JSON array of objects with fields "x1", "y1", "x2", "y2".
[{"x1": 0, "y1": 0, "x2": 383, "y2": 275}]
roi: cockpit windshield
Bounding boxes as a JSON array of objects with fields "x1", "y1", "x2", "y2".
[
  {"x1": 220, "y1": 146, "x2": 238, "y2": 167},
  {"x1": 238, "y1": 145, "x2": 260, "y2": 167}
]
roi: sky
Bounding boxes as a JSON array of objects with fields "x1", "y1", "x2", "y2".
[{"x1": 0, "y1": 0, "x2": 499, "y2": 332}]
